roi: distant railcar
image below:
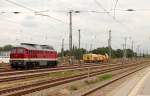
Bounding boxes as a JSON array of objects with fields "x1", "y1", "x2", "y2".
[{"x1": 10, "y1": 43, "x2": 58, "y2": 69}]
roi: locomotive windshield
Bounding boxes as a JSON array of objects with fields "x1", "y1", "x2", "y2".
[
  {"x1": 11, "y1": 49, "x2": 16, "y2": 53},
  {"x1": 11, "y1": 48, "x2": 24, "y2": 54},
  {"x1": 17, "y1": 48, "x2": 24, "y2": 54}
]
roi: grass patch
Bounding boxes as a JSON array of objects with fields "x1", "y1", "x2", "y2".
[{"x1": 97, "y1": 74, "x2": 112, "y2": 81}]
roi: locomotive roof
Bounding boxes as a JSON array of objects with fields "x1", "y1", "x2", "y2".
[{"x1": 15, "y1": 43, "x2": 54, "y2": 51}]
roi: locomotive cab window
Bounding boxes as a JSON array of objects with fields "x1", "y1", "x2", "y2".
[
  {"x1": 17, "y1": 48, "x2": 24, "y2": 54},
  {"x1": 11, "y1": 49, "x2": 16, "y2": 53}
]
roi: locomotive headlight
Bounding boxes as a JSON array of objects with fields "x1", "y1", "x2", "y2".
[{"x1": 18, "y1": 61, "x2": 23, "y2": 64}]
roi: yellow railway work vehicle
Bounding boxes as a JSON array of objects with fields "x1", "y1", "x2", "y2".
[
  {"x1": 97, "y1": 54, "x2": 105, "y2": 62},
  {"x1": 83, "y1": 53, "x2": 109, "y2": 63},
  {"x1": 83, "y1": 53, "x2": 98, "y2": 63}
]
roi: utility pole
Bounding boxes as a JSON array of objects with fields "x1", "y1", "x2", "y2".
[
  {"x1": 122, "y1": 43, "x2": 125, "y2": 64},
  {"x1": 139, "y1": 48, "x2": 141, "y2": 58},
  {"x1": 78, "y1": 29, "x2": 81, "y2": 64},
  {"x1": 131, "y1": 41, "x2": 134, "y2": 52},
  {"x1": 147, "y1": 48, "x2": 149, "y2": 57},
  {"x1": 78, "y1": 29, "x2": 81, "y2": 49},
  {"x1": 108, "y1": 30, "x2": 112, "y2": 63},
  {"x1": 90, "y1": 44, "x2": 92, "y2": 52},
  {"x1": 137, "y1": 45, "x2": 140, "y2": 60},
  {"x1": 69, "y1": 10, "x2": 73, "y2": 56},
  {"x1": 68, "y1": 10, "x2": 73, "y2": 64},
  {"x1": 61, "y1": 39, "x2": 64, "y2": 65},
  {"x1": 123, "y1": 37, "x2": 127, "y2": 63},
  {"x1": 131, "y1": 40, "x2": 134, "y2": 59},
  {"x1": 61, "y1": 39, "x2": 64, "y2": 59},
  {"x1": 143, "y1": 49, "x2": 145, "y2": 58},
  {"x1": 68, "y1": 10, "x2": 80, "y2": 64}
]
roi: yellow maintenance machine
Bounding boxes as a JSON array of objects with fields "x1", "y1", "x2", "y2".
[{"x1": 83, "y1": 53, "x2": 109, "y2": 63}]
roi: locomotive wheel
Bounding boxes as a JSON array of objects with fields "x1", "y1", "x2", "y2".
[
  {"x1": 26, "y1": 62, "x2": 31, "y2": 69},
  {"x1": 47, "y1": 61, "x2": 52, "y2": 68},
  {"x1": 52, "y1": 61, "x2": 57, "y2": 67},
  {"x1": 35, "y1": 62, "x2": 40, "y2": 68},
  {"x1": 15, "y1": 67, "x2": 18, "y2": 70},
  {"x1": 31, "y1": 62, "x2": 37, "y2": 69}
]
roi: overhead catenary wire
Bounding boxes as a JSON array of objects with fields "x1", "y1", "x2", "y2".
[
  {"x1": 4, "y1": 0, "x2": 68, "y2": 24},
  {"x1": 4, "y1": 0, "x2": 133, "y2": 33},
  {"x1": 4, "y1": 0, "x2": 108, "y2": 26},
  {"x1": 94, "y1": 0, "x2": 135, "y2": 34},
  {"x1": 110, "y1": 0, "x2": 115, "y2": 10},
  {"x1": 113, "y1": 0, "x2": 119, "y2": 18},
  {"x1": 5, "y1": 0, "x2": 35, "y2": 11},
  {"x1": 94, "y1": 0, "x2": 110, "y2": 14},
  {"x1": 4, "y1": 0, "x2": 139, "y2": 50},
  {"x1": 53, "y1": 10, "x2": 110, "y2": 13},
  {"x1": 4, "y1": 0, "x2": 107, "y2": 35},
  {"x1": 4, "y1": 0, "x2": 71, "y2": 45},
  {"x1": 111, "y1": 8, "x2": 150, "y2": 12}
]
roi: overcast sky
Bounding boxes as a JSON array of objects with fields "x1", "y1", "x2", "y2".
[{"x1": 0, "y1": 0, "x2": 150, "y2": 52}]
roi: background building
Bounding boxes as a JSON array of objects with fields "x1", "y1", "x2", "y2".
[{"x1": 0, "y1": 51, "x2": 10, "y2": 63}]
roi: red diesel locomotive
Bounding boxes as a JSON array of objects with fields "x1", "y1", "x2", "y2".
[{"x1": 10, "y1": 43, "x2": 58, "y2": 69}]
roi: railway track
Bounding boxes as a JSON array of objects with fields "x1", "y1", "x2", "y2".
[
  {"x1": 80, "y1": 64, "x2": 149, "y2": 96},
  {"x1": 0, "y1": 63, "x2": 125, "y2": 83},
  {"x1": 0, "y1": 61, "x2": 149, "y2": 96},
  {"x1": 0, "y1": 59, "x2": 143, "y2": 73},
  {"x1": 0, "y1": 61, "x2": 143, "y2": 83},
  {"x1": 0, "y1": 60, "x2": 137, "y2": 73},
  {"x1": 0, "y1": 60, "x2": 142, "y2": 77},
  {"x1": 0, "y1": 63, "x2": 109, "y2": 76}
]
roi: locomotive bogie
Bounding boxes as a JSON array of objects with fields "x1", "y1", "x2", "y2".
[{"x1": 10, "y1": 60, "x2": 58, "y2": 69}]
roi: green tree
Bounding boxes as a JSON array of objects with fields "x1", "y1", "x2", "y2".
[
  {"x1": 126, "y1": 49, "x2": 134, "y2": 58},
  {"x1": 0, "y1": 47, "x2": 3, "y2": 51},
  {"x1": 58, "y1": 48, "x2": 86, "y2": 59},
  {"x1": 73, "y1": 48, "x2": 86, "y2": 59},
  {"x1": 114, "y1": 49, "x2": 123, "y2": 58},
  {"x1": 3, "y1": 45, "x2": 13, "y2": 51},
  {"x1": 92, "y1": 47, "x2": 109, "y2": 55},
  {"x1": 58, "y1": 47, "x2": 136, "y2": 59},
  {"x1": 0, "y1": 45, "x2": 13, "y2": 51}
]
